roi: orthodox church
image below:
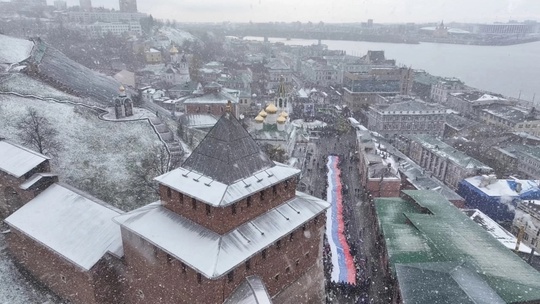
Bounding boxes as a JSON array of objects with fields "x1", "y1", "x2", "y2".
[
  {"x1": 251, "y1": 77, "x2": 296, "y2": 156},
  {"x1": 161, "y1": 45, "x2": 191, "y2": 86}
]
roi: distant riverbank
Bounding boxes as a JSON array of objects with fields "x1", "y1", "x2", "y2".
[{"x1": 245, "y1": 37, "x2": 540, "y2": 102}]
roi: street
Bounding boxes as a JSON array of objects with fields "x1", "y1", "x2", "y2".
[{"x1": 293, "y1": 127, "x2": 392, "y2": 304}]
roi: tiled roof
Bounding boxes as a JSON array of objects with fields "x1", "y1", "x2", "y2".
[{"x1": 181, "y1": 113, "x2": 276, "y2": 185}]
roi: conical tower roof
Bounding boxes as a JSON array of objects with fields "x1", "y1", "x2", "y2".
[{"x1": 181, "y1": 113, "x2": 275, "y2": 184}]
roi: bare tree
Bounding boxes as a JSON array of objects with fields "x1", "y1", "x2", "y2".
[
  {"x1": 126, "y1": 144, "x2": 170, "y2": 197},
  {"x1": 17, "y1": 107, "x2": 61, "y2": 156}
]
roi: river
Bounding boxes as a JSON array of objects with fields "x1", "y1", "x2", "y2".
[{"x1": 245, "y1": 37, "x2": 540, "y2": 102}]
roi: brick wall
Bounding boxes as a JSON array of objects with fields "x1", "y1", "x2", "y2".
[
  {"x1": 122, "y1": 215, "x2": 326, "y2": 304},
  {"x1": 366, "y1": 179, "x2": 401, "y2": 198},
  {"x1": 6, "y1": 228, "x2": 116, "y2": 304},
  {"x1": 160, "y1": 179, "x2": 297, "y2": 234},
  {"x1": 0, "y1": 161, "x2": 52, "y2": 218}
]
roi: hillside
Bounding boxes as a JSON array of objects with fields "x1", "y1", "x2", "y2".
[{"x1": 0, "y1": 94, "x2": 162, "y2": 210}]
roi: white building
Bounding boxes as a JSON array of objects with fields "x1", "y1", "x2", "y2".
[
  {"x1": 68, "y1": 11, "x2": 146, "y2": 23},
  {"x1": 430, "y1": 78, "x2": 469, "y2": 103},
  {"x1": 367, "y1": 97, "x2": 447, "y2": 137},
  {"x1": 82, "y1": 21, "x2": 142, "y2": 38},
  {"x1": 300, "y1": 58, "x2": 338, "y2": 87}
]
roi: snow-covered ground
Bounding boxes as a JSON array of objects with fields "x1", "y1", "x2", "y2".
[
  {"x1": 0, "y1": 35, "x2": 33, "y2": 65},
  {"x1": 0, "y1": 232, "x2": 61, "y2": 304},
  {"x1": 0, "y1": 95, "x2": 163, "y2": 210},
  {"x1": 0, "y1": 74, "x2": 98, "y2": 105}
]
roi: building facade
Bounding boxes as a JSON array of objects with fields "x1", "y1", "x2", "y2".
[
  {"x1": 367, "y1": 98, "x2": 446, "y2": 138},
  {"x1": 356, "y1": 129, "x2": 401, "y2": 197},
  {"x1": 0, "y1": 140, "x2": 57, "y2": 218},
  {"x1": 430, "y1": 78, "x2": 468, "y2": 104},
  {"x1": 512, "y1": 200, "x2": 540, "y2": 255},
  {"x1": 446, "y1": 91, "x2": 512, "y2": 118},
  {"x1": 343, "y1": 67, "x2": 413, "y2": 111},
  {"x1": 395, "y1": 134, "x2": 493, "y2": 190}
]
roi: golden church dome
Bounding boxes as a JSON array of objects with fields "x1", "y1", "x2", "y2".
[
  {"x1": 255, "y1": 115, "x2": 264, "y2": 123},
  {"x1": 277, "y1": 116, "x2": 287, "y2": 124},
  {"x1": 265, "y1": 103, "x2": 278, "y2": 114},
  {"x1": 259, "y1": 110, "x2": 268, "y2": 118}
]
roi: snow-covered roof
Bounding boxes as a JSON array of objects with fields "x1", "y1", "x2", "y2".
[
  {"x1": 462, "y1": 176, "x2": 540, "y2": 198},
  {"x1": 223, "y1": 276, "x2": 272, "y2": 304},
  {"x1": 463, "y1": 209, "x2": 537, "y2": 255},
  {"x1": 4, "y1": 183, "x2": 124, "y2": 271},
  {"x1": 183, "y1": 91, "x2": 239, "y2": 104},
  {"x1": 155, "y1": 162, "x2": 299, "y2": 207},
  {"x1": 115, "y1": 191, "x2": 328, "y2": 279},
  {"x1": 0, "y1": 140, "x2": 50, "y2": 178},
  {"x1": 19, "y1": 172, "x2": 57, "y2": 190},
  {"x1": 0, "y1": 34, "x2": 34, "y2": 65},
  {"x1": 181, "y1": 114, "x2": 219, "y2": 129}
]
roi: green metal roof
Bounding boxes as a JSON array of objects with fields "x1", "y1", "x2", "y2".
[{"x1": 375, "y1": 190, "x2": 540, "y2": 304}]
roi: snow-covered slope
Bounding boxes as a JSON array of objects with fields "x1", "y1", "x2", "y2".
[
  {"x1": 155, "y1": 27, "x2": 196, "y2": 48},
  {"x1": 0, "y1": 35, "x2": 33, "y2": 66},
  {"x1": 0, "y1": 95, "x2": 162, "y2": 210}
]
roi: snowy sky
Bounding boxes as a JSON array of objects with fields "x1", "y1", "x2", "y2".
[{"x1": 52, "y1": 0, "x2": 540, "y2": 23}]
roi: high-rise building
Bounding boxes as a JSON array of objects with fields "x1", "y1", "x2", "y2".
[
  {"x1": 79, "y1": 0, "x2": 92, "y2": 11},
  {"x1": 119, "y1": 0, "x2": 137, "y2": 13},
  {"x1": 53, "y1": 0, "x2": 67, "y2": 10}
]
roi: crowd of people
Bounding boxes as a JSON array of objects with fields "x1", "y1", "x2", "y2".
[{"x1": 322, "y1": 155, "x2": 371, "y2": 303}]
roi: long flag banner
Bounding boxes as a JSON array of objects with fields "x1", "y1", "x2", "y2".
[{"x1": 325, "y1": 155, "x2": 356, "y2": 284}]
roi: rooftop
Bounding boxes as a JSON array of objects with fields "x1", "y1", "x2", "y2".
[
  {"x1": 183, "y1": 90, "x2": 239, "y2": 104},
  {"x1": 445, "y1": 113, "x2": 479, "y2": 131},
  {"x1": 115, "y1": 191, "x2": 329, "y2": 279},
  {"x1": 5, "y1": 183, "x2": 124, "y2": 271},
  {"x1": 481, "y1": 104, "x2": 531, "y2": 124},
  {"x1": 463, "y1": 208, "x2": 536, "y2": 254},
  {"x1": 0, "y1": 140, "x2": 50, "y2": 178},
  {"x1": 375, "y1": 190, "x2": 540, "y2": 303},
  {"x1": 372, "y1": 100, "x2": 446, "y2": 114},
  {"x1": 406, "y1": 134, "x2": 492, "y2": 171},
  {"x1": 179, "y1": 113, "x2": 277, "y2": 185}
]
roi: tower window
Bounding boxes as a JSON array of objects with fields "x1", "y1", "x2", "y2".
[
  {"x1": 245, "y1": 259, "x2": 251, "y2": 270},
  {"x1": 289, "y1": 232, "x2": 294, "y2": 242},
  {"x1": 247, "y1": 196, "x2": 252, "y2": 207},
  {"x1": 197, "y1": 273, "x2": 202, "y2": 284},
  {"x1": 262, "y1": 249, "x2": 267, "y2": 259},
  {"x1": 260, "y1": 190, "x2": 265, "y2": 202},
  {"x1": 166, "y1": 254, "x2": 173, "y2": 264},
  {"x1": 272, "y1": 185, "x2": 278, "y2": 196},
  {"x1": 285, "y1": 266, "x2": 290, "y2": 273},
  {"x1": 276, "y1": 240, "x2": 282, "y2": 250},
  {"x1": 227, "y1": 271, "x2": 234, "y2": 283},
  {"x1": 179, "y1": 193, "x2": 184, "y2": 204},
  {"x1": 192, "y1": 198, "x2": 197, "y2": 210},
  {"x1": 274, "y1": 274, "x2": 280, "y2": 281},
  {"x1": 167, "y1": 188, "x2": 172, "y2": 198},
  {"x1": 232, "y1": 204, "x2": 237, "y2": 215}
]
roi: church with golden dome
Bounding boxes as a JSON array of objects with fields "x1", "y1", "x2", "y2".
[{"x1": 250, "y1": 77, "x2": 296, "y2": 158}]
